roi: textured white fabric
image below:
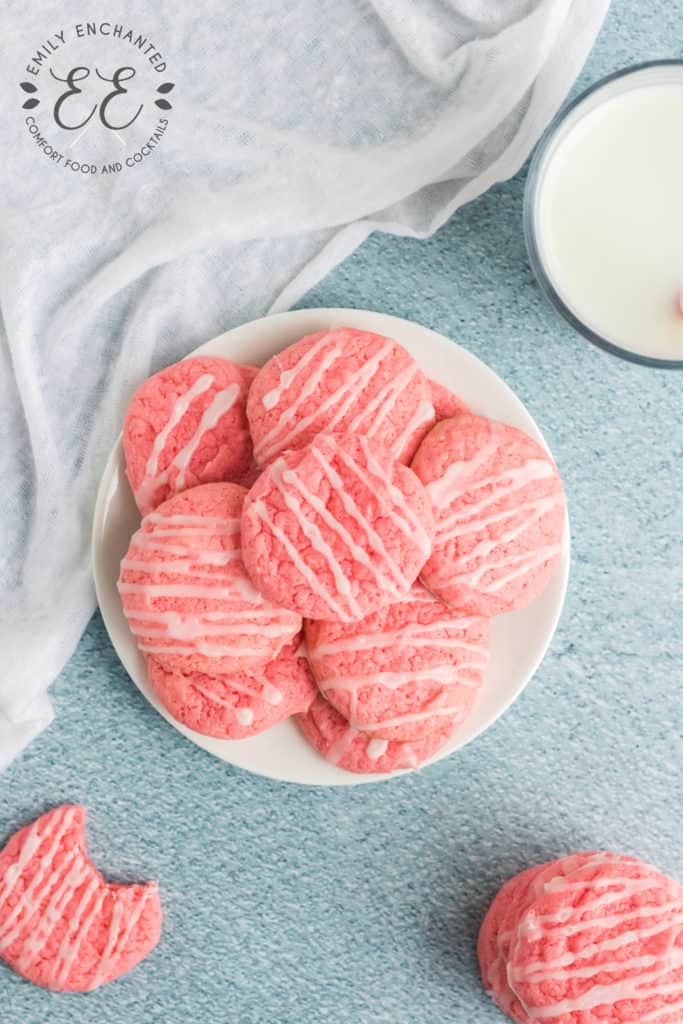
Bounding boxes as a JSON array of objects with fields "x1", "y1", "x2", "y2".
[{"x1": 0, "y1": 0, "x2": 608, "y2": 771}]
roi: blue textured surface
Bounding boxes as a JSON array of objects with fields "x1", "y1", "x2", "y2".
[{"x1": 3, "y1": 4, "x2": 683, "y2": 1022}]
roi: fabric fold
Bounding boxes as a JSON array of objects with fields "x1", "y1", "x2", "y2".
[{"x1": 0, "y1": 0, "x2": 609, "y2": 770}]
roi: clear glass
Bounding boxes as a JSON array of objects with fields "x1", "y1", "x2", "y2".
[{"x1": 524, "y1": 60, "x2": 683, "y2": 369}]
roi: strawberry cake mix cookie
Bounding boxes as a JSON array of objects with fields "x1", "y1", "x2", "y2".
[
  {"x1": 241, "y1": 433, "x2": 434, "y2": 622},
  {"x1": 297, "y1": 693, "x2": 455, "y2": 774},
  {"x1": 412, "y1": 414, "x2": 566, "y2": 616},
  {"x1": 306, "y1": 583, "x2": 490, "y2": 741},
  {"x1": 124, "y1": 356, "x2": 258, "y2": 514},
  {"x1": 479, "y1": 854, "x2": 596, "y2": 1021},
  {"x1": 428, "y1": 378, "x2": 471, "y2": 421},
  {"x1": 145, "y1": 638, "x2": 317, "y2": 739},
  {"x1": 0, "y1": 806, "x2": 161, "y2": 991},
  {"x1": 478, "y1": 852, "x2": 683, "y2": 1024},
  {"x1": 119, "y1": 482, "x2": 301, "y2": 675},
  {"x1": 247, "y1": 327, "x2": 435, "y2": 466}
]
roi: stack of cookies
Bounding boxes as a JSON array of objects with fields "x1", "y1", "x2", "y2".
[{"x1": 118, "y1": 327, "x2": 566, "y2": 774}]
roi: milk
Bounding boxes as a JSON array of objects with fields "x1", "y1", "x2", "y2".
[{"x1": 530, "y1": 65, "x2": 683, "y2": 363}]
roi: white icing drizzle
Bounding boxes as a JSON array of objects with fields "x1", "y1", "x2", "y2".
[
  {"x1": 347, "y1": 364, "x2": 426, "y2": 454},
  {"x1": 120, "y1": 581, "x2": 254, "y2": 600},
  {"x1": 436, "y1": 495, "x2": 562, "y2": 546},
  {"x1": 424, "y1": 437, "x2": 500, "y2": 506},
  {"x1": 326, "y1": 724, "x2": 358, "y2": 766},
  {"x1": 539, "y1": 873, "x2": 666, "y2": 922},
  {"x1": 192, "y1": 682, "x2": 255, "y2": 726},
  {"x1": 425, "y1": 446, "x2": 562, "y2": 598},
  {"x1": 85, "y1": 896, "x2": 123, "y2": 990},
  {"x1": 251, "y1": 499, "x2": 347, "y2": 620},
  {"x1": 319, "y1": 341, "x2": 396, "y2": 433},
  {"x1": 144, "y1": 513, "x2": 242, "y2": 530},
  {"x1": 234, "y1": 673, "x2": 283, "y2": 706},
  {"x1": 261, "y1": 337, "x2": 336, "y2": 411},
  {"x1": 308, "y1": 587, "x2": 488, "y2": 735},
  {"x1": 280, "y1": 463, "x2": 392, "y2": 589},
  {"x1": 325, "y1": 665, "x2": 480, "y2": 694},
  {"x1": 366, "y1": 738, "x2": 388, "y2": 760},
  {"x1": 522, "y1": 968, "x2": 683, "y2": 1019},
  {"x1": 173, "y1": 383, "x2": 240, "y2": 490},
  {"x1": 638, "y1": 995, "x2": 683, "y2": 1023},
  {"x1": 255, "y1": 340, "x2": 345, "y2": 460},
  {"x1": 0, "y1": 819, "x2": 43, "y2": 897},
  {"x1": 125, "y1": 544, "x2": 240, "y2": 563},
  {"x1": 86, "y1": 887, "x2": 154, "y2": 991},
  {"x1": 134, "y1": 378, "x2": 243, "y2": 509},
  {"x1": 520, "y1": 917, "x2": 683, "y2": 970},
  {"x1": 274, "y1": 458, "x2": 404, "y2": 607},
  {"x1": 139, "y1": 642, "x2": 268, "y2": 657},
  {"x1": 434, "y1": 544, "x2": 562, "y2": 594},
  {"x1": 196, "y1": 673, "x2": 282, "y2": 706},
  {"x1": 15, "y1": 853, "x2": 90, "y2": 971},
  {"x1": 47, "y1": 889, "x2": 108, "y2": 986},
  {"x1": 132, "y1": 620, "x2": 290, "y2": 639},
  {"x1": 358, "y1": 437, "x2": 432, "y2": 554},
  {"x1": 505, "y1": 863, "x2": 683, "y2": 1021},
  {"x1": 51, "y1": 876, "x2": 101, "y2": 986},
  {"x1": 119, "y1": 503, "x2": 301, "y2": 659},
  {"x1": 272, "y1": 466, "x2": 360, "y2": 609},
  {"x1": 136, "y1": 373, "x2": 214, "y2": 508},
  {"x1": 0, "y1": 806, "x2": 79, "y2": 950},
  {"x1": 255, "y1": 338, "x2": 396, "y2": 463},
  {"x1": 392, "y1": 399, "x2": 435, "y2": 455},
  {"x1": 121, "y1": 556, "x2": 242, "y2": 580},
  {"x1": 309, "y1": 447, "x2": 407, "y2": 591},
  {"x1": 0, "y1": 808, "x2": 156, "y2": 990},
  {"x1": 334, "y1": 442, "x2": 430, "y2": 555},
  {"x1": 532, "y1": 897, "x2": 683, "y2": 940},
  {"x1": 352, "y1": 703, "x2": 465, "y2": 732},
  {"x1": 318, "y1": 708, "x2": 434, "y2": 770},
  {"x1": 397, "y1": 744, "x2": 419, "y2": 769},
  {"x1": 519, "y1": 949, "x2": 682, "y2": 984},
  {"x1": 436, "y1": 460, "x2": 557, "y2": 532},
  {"x1": 126, "y1": 608, "x2": 277, "y2": 626},
  {"x1": 346, "y1": 364, "x2": 415, "y2": 433},
  {"x1": 312, "y1": 621, "x2": 487, "y2": 658}
]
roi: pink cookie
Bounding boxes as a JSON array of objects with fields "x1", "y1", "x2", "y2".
[
  {"x1": 478, "y1": 854, "x2": 597, "y2": 1021},
  {"x1": 119, "y1": 482, "x2": 301, "y2": 675},
  {"x1": 478, "y1": 863, "x2": 549, "y2": 1019},
  {"x1": 241, "y1": 433, "x2": 434, "y2": 622},
  {"x1": 479, "y1": 852, "x2": 683, "y2": 1024},
  {"x1": 296, "y1": 694, "x2": 455, "y2": 774},
  {"x1": 411, "y1": 415, "x2": 566, "y2": 616},
  {"x1": 247, "y1": 327, "x2": 435, "y2": 466},
  {"x1": 0, "y1": 806, "x2": 161, "y2": 992},
  {"x1": 428, "y1": 378, "x2": 471, "y2": 421},
  {"x1": 305, "y1": 583, "x2": 490, "y2": 741},
  {"x1": 124, "y1": 356, "x2": 258, "y2": 514},
  {"x1": 145, "y1": 637, "x2": 317, "y2": 739}
]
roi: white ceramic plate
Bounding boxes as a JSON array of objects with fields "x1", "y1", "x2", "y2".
[{"x1": 93, "y1": 308, "x2": 570, "y2": 785}]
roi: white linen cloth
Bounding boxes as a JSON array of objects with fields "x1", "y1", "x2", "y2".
[{"x1": 0, "y1": 0, "x2": 609, "y2": 771}]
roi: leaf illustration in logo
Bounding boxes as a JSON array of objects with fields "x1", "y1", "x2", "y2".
[
  {"x1": 155, "y1": 98, "x2": 172, "y2": 110},
  {"x1": 22, "y1": 98, "x2": 40, "y2": 110},
  {"x1": 20, "y1": 81, "x2": 38, "y2": 93},
  {"x1": 157, "y1": 82, "x2": 175, "y2": 94}
]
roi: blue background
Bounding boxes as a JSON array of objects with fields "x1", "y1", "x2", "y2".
[{"x1": 3, "y1": 3, "x2": 682, "y2": 1021}]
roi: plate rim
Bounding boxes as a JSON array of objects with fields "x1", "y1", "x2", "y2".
[{"x1": 92, "y1": 307, "x2": 571, "y2": 785}]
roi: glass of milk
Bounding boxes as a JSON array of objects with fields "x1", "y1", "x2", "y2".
[{"x1": 524, "y1": 61, "x2": 683, "y2": 368}]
